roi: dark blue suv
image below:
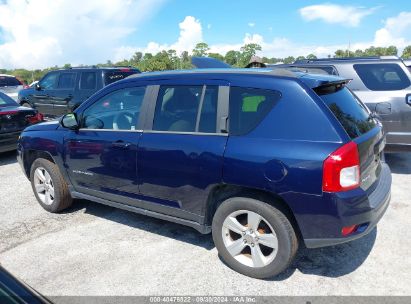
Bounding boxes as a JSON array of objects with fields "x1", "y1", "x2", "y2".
[{"x1": 17, "y1": 68, "x2": 391, "y2": 279}]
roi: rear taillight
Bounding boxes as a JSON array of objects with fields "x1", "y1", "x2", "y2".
[
  {"x1": 323, "y1": 141, "x2": 360, "y2": 192},
  {"x1": 26, "y1": 112, "x2": 44, "y2": 124}
]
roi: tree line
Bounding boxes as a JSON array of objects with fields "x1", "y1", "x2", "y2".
[{"x1": 2, "y1": 43, "x2": 411, "y2": 84}]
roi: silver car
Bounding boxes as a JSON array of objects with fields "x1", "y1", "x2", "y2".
[
  {"x1": 277, "y1": 56, "x2": 411, "y2": 152},
  {"x1": 0, "y1": 74, "x2": 25, "y2": 101}
]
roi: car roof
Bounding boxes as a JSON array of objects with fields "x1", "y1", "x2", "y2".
[
  {"x1": 293, "y1": 56, "x2": 402, "y2": 65},
  {"x1": 126, "y1": 68, "x2": 346, "y2": 89},
  {"x1": 0, "y1": 74, "x2": 16, "y2": 77}
]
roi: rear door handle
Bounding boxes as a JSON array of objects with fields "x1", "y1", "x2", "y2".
[{"x1": 112, "y1": 141, "x2": 131, "y2": 149}]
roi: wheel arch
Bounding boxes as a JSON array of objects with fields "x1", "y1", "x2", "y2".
[
  {"x1": 23, "y1": 149, "x2": 56, "y2": 179},
  {"x1": 204, "y1": 184, "x2": 303, "y2": 240}
]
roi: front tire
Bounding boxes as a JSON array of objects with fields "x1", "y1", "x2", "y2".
[
  {"x1": 30, "y1": 158, "x2": 72, "y2": 212},
  {"x1": 212, "y1": 197, "x2": 298, "y2": 279}
]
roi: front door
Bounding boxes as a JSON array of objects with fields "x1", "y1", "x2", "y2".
[
  {"x1": 31, "y1": 72, "x2": 59, "y2": 116},
  {"x1": 138, "y1": 82, "x2": 229, "y2": 221},
  {"x1": 64, "y1": 85, "x2": 147, "y2": 203},
  {"x1": 50, "y1": 72, "x2": 78, "y2": 117}
]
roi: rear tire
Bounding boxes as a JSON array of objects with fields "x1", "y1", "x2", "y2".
[
  {"x1": 30, "y1": 158, "x2": 72, "y2": 212},
  {"x1": 212, "y1": 197, "x2": 298, "y2": 279}
]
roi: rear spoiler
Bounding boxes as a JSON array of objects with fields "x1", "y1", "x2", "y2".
[
  {"x1": 191, "y1": 57, "x2": 232, "y2": 69},
  {"x1": 313, "y1": 79, "x2": 352, "y2": 94}
]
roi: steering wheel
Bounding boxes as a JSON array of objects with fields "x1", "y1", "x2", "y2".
[{"x1": 113, "y1": 111, "x2": 135, "y2": 130}]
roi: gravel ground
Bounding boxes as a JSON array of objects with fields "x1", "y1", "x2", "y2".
[{"x1": 0, "y1": 150, "x2": 410, "y2": 296}]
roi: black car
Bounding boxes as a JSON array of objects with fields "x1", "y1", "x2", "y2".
[
  {"x1": 18, "y1": 66, "x2": 140, "y2": 118},
  {"x1": 0, "y1": 92, "x2": 43, "y2": 153}
]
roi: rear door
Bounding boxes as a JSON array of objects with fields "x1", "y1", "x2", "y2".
[
  {"x1": 50, "y1": 72, "x2": 77, "y2": 116},
  {"x1": 137, "y1": 80, "x2": 229, "y2": 221},
  {"x1": 316, "y1": 84, "x2": 384, "y2": 191},
  {"x1": 351, "y1": 63, "x2": 411, "y2": 146}
]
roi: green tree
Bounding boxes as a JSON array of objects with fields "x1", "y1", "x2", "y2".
[
  {"x1": 208, "y1": 52, "x2": 224, "y2": 61},
  {"x1": 296, "y1": 56, "x2": 306, "y2": 61},
  {"x1": 224, "y1": 50, "x2": 240, "y2": 66},
  {"x1": 306, "y1": 54, "x2": 317, "y2": 60},
  {"x1": 239, "y1": 43, "x2": 262, "y2": 67},
  {"x1": 283, "y1": 56, "x2": 295, "y2": 64},
  {"x1": 192, "y1": 42, "x2": 210, "y2": 57},
  {"x1": 401, "y1": 45, "x2": 411, "y2": 58}
]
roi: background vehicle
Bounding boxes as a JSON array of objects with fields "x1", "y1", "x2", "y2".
[
  {"x1": 18, "y1": 66, "x2": 140, "y2": 118},
  {"x1": 17, "y1": 67, "x2": 391, "y2": 279},
  {"x1": 274, "y1": 56, "x2": 411, "y2": 152},
  {"x1": 404, "y1": 59, "x2": 411, "y2": 71},
  {"x1": 0, "y1": 92, "x2": 43, "y2": 153},
  {"x1": 0, "y1": 74, "x2": 26, "y2": 101}
]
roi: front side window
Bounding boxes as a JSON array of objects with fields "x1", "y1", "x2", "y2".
[
  {"x1": 229, "y1": 87, "x2": 281, "y2": 135},
  {"x1": 82, "y1": 87, "x2": 146, "y2": 130},
  {"x1": 353, "y1": 63, "x2": 411, "y2": 91},
  {"x1": 39, "y1": 72, "x2": 58, "y2": 90},
  {"x1": 57, "y1": 73, "x2": 76, "y2": 89}
]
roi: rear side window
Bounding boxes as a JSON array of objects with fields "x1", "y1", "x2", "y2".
[
  {"x1": 229, "y1": 87, "x2": 281, "y2": 135},
  {"x1": 80, "y1": 72, "x2": 97, "y2": 90},
  {"x1": 104, "y1": 70, "x2": 138, "y2": 85},
  {"x1": 316, "y1": 86, "x2": 376, "y2": 139},
  {"x1": 353, "y1": 63, "x2": 411, "y2": 91},
  {"x1": 0, "y1": 93, "x2": 18, "y2": 106},
  {"x1": 57, "y1": 73, "x2": 76, "y2": 89}
]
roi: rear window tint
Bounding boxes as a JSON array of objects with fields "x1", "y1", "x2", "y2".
[
  {"x1": 57, "y1": 73, "x2": 76, "y2": 89},
  {"x1": 353, "y1": 63, "x2": 411, "y2": 91},
  {"x1": 316, "y1": 86, "x2": 376, "y2": 139},
  {"x1": 229, "y1": 87, "x2": 281, "y2": 135},
  {"x1": 0, "y1": 76, "x2": 21, "y2": 86},
  {"x1": 80, "y1": 72, "x2": 97, "y2": 90},
  {"x1": 104, "y1": 70, "x2": 138, "y2": 85}
]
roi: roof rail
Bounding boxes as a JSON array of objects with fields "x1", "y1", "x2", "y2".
[
  {"x1": 66, "y1": 65, "x2": 138, "y2": 70},
  {"x1": 294, "y1": 55, "x2": 399, "y2": 64}
]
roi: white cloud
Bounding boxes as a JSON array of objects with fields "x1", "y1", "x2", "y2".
[
  {"x1": 114, "y1": 16, "x2": 203, "y2": 61},
  {"x1": 374, "y1": 12, "x2": 411, "y2": 48},
  {"x1": 299, "y1": 3, "x2": 378, "y2": 27},
  {"x1": 0, "y1": 0, "x2": 166, "y2": 69},
  {"x1": 248, "y1": 22, "x2": 255, "y2": 28}
]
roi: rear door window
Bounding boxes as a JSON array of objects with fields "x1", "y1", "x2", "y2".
[
  {"x1": 316, "y1": 85, "x2": 376, "y2": 139},
  {"x1": 57, "y1": 73, "x2": 76, "y2": 89},
  {"x1": 80, "y1": 72, "x2": 97, "y2": 90},
  {"x1": 229, "y1": 87, "x2": 281, "y2": 135},
  {"x1": 353, "y1": 63, "x2": 411, "y2": 91}
]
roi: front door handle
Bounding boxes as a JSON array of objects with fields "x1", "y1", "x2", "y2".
[{"x1": 112, "y1": 141, "x2": 131, "y2": 149}]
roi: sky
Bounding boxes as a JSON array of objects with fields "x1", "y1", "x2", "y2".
[{"x1": 0, "y1": 0, "x2": 411, "y2": 69}]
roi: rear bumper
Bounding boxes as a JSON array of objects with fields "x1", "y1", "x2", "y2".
[
  {"x1": 303, "y1": 163, "x2": 391, "y2": 248},
  {"x1": 0, "y1": 131, "x2": 21, "y2": 153},
  {"x1": 385, "y1": 132, "x2": 411, "y2": 152}
]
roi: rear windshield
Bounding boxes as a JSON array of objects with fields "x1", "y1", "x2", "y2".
[
  {"x1": 104, "y1": 70, "x2": 139, "y2": 85},
  {"x1": 316, "y1": 85, "x2": 376, "y2": 139},
  {"x1": 0, "y1": 76, "x2": 22, "y2": 87},
  {"x1": 353, "y1": 63, "x2": 411, "y2": 91},
  {"x1": 0, "y1": 93, "x2": 18, "y2": 107}
]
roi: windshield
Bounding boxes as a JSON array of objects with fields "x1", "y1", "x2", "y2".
[
  {"x1": 316, "y1": 85, "x2": 376, "y2": 139},
  {"x1": 0, "y1": 93, "x2": 18, "y2": 107}
]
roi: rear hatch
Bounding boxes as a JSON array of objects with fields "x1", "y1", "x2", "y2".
[
  {"x1": 103, "y1": 68, "x2": 140, "y2": 86},
  {"x1": 314, "y1": 81, "x2": 384, "y2": 191},
  {"x1": 0, "y1": 106, "x2": 37, "y2": 134}
]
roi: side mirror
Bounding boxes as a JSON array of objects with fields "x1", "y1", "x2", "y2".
[
  {"x1": 406, "y1": 94, "x2": 411, "y2": 106},
  {"x1": 61, "y1": 113, "x2": 79, "y2": 130},
  {"x1": 35, "y1": 83, "x2": 41, "y2": 91},
  {"x1": 375, "y1": 102, "x2": 391, "y2": 115}
]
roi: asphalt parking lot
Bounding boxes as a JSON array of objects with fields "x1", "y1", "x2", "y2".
[{"x1": 0, "y1": 151, "x2": 410, "y2": 296}]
